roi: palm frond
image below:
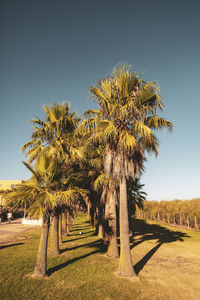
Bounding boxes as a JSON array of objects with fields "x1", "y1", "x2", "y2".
[
  {"x1": 98, "y1": 120, "x2": 118, "y2": 141},
  {"x1": 35, "y1": 153, "x2": 53, "y2": 174},
  {"x1": 25, "y1": 145, "x2": 44, "y2": 164},
  {"x1": 145, "y1": 116, "x2": 174, "y2": 131},
  {"x1": 30, "y1": 118, "x2": 45, "y2": 127},
  {"x1": 141, "y1": 82, "x2": 163, "y2": 110},
  {"x1": 84, "y1": 109, "x2": 100, "y2": 118},
  {"x1": 39, "y1": 191, "x2": 57, "y2": 210},
  {"x1": 90, "y1": 86, "x2": 107, "y2": 101},
  {"x1": 134, "y1": 120, "x2": 153, "y2": 141},
  {"x1": 22, "y1": 161, "x2": 39, "y2": 179},
  {"x1": 21, "y1": 139, "x2": 41, "y2": 152},
  {"x1": 101, "y1": 80, "x2": 112, "y2": 99},
  {"x1": 119, "y1": 131, "x2": 138, "y2": 151},
  {"x1": 93, "y1": 173, "x2": 109, "y2": 191}
]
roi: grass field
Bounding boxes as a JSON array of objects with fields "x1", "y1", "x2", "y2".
[{"x1": 0, "y1": 213, "x2": 200, "y2": 300}]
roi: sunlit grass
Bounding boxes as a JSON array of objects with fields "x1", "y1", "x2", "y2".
[
  {"x1": 1, "y1": 213, "x2": 200, "y2": 300},
  {"x1": 0, "y1": 214, "x2": 140, "y2": 300}
]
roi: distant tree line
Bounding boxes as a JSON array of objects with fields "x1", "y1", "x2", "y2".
[{"x1": 136, "y1": 199, "x2": 200, "y2": 231}]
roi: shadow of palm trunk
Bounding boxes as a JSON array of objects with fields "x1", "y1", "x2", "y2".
[{"x1": 134, "y1": 242, "x2": 162, "y2": 275}]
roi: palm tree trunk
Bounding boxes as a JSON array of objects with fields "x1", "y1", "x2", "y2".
[
  {"x1": 98, "y1": 204, "x2": 104, "y2": 239},
  {"x1": 84, "y1": 195, "x2": 91, "y2": 221},
  {"x1": 107, "y1": 190, "x2": 119, "y2": 258},
  {"x1": 49, "y1": 210, "x2": 60, "y2": 255},
  {"x1": 87, "y1": 201, "x2": 91, "y2": 221},
  {"x1": 119, "y1": 176, "x2": 136, "y2": 277},
  {"x1": 33, "y1": 215, "x2": 50, "y2": 277},
  {"x1": 90, "y1": 201, "x2": 95, "y2": 227},
  {"x1": 98, "y1": 222, "x2": 103, "y2": 239},
  {"x1": 66, "y1": 210, "x2": 71, "y2": 234},
  {"x1": 94, "y1": 208, "x2": 98, "y2": 234},
  {"x1": 59, "y1": 213, "x2": 63, "y2": 244},
  {"x1": 63, "y1": 210, "x2": 67, "y2": 235},
  {"x1": 103, "y1": 199, "x2": 110, "y2": 244}
]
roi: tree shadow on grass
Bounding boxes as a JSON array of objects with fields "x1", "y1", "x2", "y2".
[
  {"x1": 70, "y1": 225, "x2": 92, "y2": 232},
  {"x1": 61, "y1": 239, "x2": 102, "y2": 253},
  {"x1": 85, "y1": 220, "x2": 91, "y2": 224},
  {"x1": 130, "y1": 219, "x2": 190, "y2": 275},
  {"x1": 63, "y1": 236, "x2": 88, "y2": 243},
  {"x1": 63, "y1": 231, "x2": 96, "y2": 243},
  {"x1": 69, "y1": 230, "x2": 94, "y2": 236},
  {"x1": 63, "y1": 223, "x2": 96, "y2": 243},
  {"x1": 48, "y1": 239, "x2": 106, "y2": 276},
  {"x1": 0, "y1": 242, "x2": 24, "y2": 250}
]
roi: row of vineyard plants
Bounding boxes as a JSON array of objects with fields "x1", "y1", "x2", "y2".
[{"x1": 136, "y1": 199, "x2": 200, "y2": 231}]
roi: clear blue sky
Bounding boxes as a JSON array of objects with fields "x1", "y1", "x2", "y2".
[{"x1": 1, "y1": 0, "x2": 200, "y2": 200}]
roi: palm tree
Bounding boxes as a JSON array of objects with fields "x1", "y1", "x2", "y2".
[
  {"x1": 82, "y1": 64, "x2": 173, "y2": 277},
  {"x1": 22, "y1": 103, "x2": 84, "y2": 254},
  {"x1": 7, "y1": 152, "x2": 81, "y2": 277},
  {"x1": 22, "y1": 102, "x2": 82, "y2": 164}
]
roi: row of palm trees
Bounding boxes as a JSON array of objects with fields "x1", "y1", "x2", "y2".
[{"x1": 7, "y1": 64, "x2": 173, "y2": 278}]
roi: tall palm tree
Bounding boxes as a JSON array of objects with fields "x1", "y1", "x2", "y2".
[
  {"x1": 22, "y1": 103, "x2": 84, "y2": 255},
  {"x1": 82, "y1": 64, "x2": 173, "y2": 277},
  {"x1": 7, "y1": 152, "x2": 81, "y2": 277}
]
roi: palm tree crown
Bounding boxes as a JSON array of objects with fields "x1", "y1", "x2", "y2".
[
  {"x1": 81, "y1": 64, "x2": 174, "y2": 277},
  {"x1": 22, "y1": 102, "x2": 81, "y2": 165}
]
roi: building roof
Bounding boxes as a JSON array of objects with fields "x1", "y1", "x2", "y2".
[{"x1": 0, "y1": 180, "x2": 22, "y2": 190}]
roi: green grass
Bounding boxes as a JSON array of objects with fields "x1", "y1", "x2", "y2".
[{"x1": 1, "y1": 214, "x2": 200, "y2": 300}]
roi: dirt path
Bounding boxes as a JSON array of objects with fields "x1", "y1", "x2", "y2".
[{"x1": 0, "y1": 219, "x2": 40, "y2": 245}]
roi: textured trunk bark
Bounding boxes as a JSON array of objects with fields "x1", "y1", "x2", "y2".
[
  {"x1": 105, "y1": 197, "x2": 110, "y2": 220},
  {"x1": 98, "y1": 223, "x2": 103, "y2": 239},
  {"x1": 84, "y1": 195, "x2": 91, "y2": 221},
  {"x1": 49, "y1": 211, "x2": 60, "y2": 255},
  {"x1": 63, "y1": 210, "x2": 67, "y2": 235},
  {"x1": 34, "y1": 215, "x2": 50, "y2": 277},
  {"x1": 107, "y1": 190, "x2": 119, "y2": 258},
  {"x1": 66, "y1": 210, "x2": 71, "y2": 234},
  {"x1": 94, "y1": 209, "x2": 98, "y2": 234},
  {"x1": 103, "y1": 199, "x2": 110, "y2": 244},
  {"x1": 90, "y1": 202, "x2": 95, "y2": 227},
  {"x1": 97, "y1": 204, "x2": 104, "y2": 239},
  {"x1": 87, "y1": 201, "x2": 91, "y2": 221},
  {"x1": 119, "y1": 176, "x2": 136, "y2": 277},
  {"x1": 59, "y1": 213, "x2": 63, "y2": 244}
]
